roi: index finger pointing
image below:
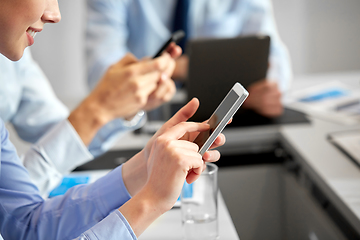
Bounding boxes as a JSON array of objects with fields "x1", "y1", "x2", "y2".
[
  {"x1": 155, "y1": 98, "x2": 200, "y2": 137},
  {"x1": 164, "y1": 98, "x2": 200, "y2": 127},
  {"x1": 161, "y1": 122, "x2": 210, "y2": 140}
]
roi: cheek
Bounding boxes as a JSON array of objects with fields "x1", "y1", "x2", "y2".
[
  {"x1": 19, "y1": 3, "x2": 44, "y2": 26},
  {"x1": 0, "y1": 0, "x2": 44, "y2": 60},
  {"x1": 0, "y1": 24, "x2": 21, "y2": 59},
  {"x1": 0, "y1": 15, "x2": 31, "y2": 60}
]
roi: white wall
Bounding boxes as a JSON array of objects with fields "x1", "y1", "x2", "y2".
[
  {"x1": 31, "y1": 0, "x2": 88, "y2": 105},
  {"x1": 272, "y1": 0, "x2": 360, "y2": 76},
  {"x1": 31, "y1": 0, "x2": 360, "y2": 101}
]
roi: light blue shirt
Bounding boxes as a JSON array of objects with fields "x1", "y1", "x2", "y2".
[
  {"x1": 0, "y1": 48, "x2": 145, "y2": 197},
  {"x1": 86, "y1": 0, "x2": 292, "y2": 92},
  {"x1": 0, "y1": 119, "x2": 136, "y2": 239}
]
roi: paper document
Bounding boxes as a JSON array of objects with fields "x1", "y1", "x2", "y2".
[
  {"x1": 49, "y1": 170, "x2": 110, "y2": 198},
  {"x1": 285, "y1": 81, "x2": 360, "y2": 125}
]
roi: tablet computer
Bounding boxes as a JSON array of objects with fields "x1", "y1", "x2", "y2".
[
  {"x1": 328, "y1": 130, "x2": 360, "y2": 167},
  {"x1": 186, "y1": 35, "x2": 270, "y2": 122}
]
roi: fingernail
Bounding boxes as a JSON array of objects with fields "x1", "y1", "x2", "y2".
[{"x1": 160, "y1": 73, "x2": 168, "y2": 82}]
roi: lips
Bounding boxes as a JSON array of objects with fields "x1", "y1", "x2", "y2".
[
  {"x1": 26, "y1": 28, "x2": 40, "y2": 46},
  {"x1": 26, "y1": 32, "x2": 34, "y2": 46}
]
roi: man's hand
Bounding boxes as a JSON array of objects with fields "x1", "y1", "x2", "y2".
[
  {"x1": 143, "y1": 42, "x2": 182, "y2": 111},
  {"x1": 89, "y1": 52, "x2": 177, "y2": 121},
  {"x1": 242, "y1": 80, "x2": 283, "y2": 117},
  {"x1": 68, "y1": 44, "x2": 182, "y2": 145},
  {"x1": 172, "y1": 55, "x2": 189, "y2": 81}
]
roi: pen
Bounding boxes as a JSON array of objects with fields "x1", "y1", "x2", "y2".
[{"x1": 335, "y1": 99, "x2": 360, "y2": 111}]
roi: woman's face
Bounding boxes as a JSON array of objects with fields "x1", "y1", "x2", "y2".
[{"x1": 0, "y1": 0, "x2": 60, "y2": 61}]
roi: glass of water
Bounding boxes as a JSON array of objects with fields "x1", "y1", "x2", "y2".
[{"x1": 181, "y1": 163, "x2": 218, "y2": 240}]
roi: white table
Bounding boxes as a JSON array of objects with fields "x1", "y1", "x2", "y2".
[
  {"x1": 281, "y1": 116, "x2": 360, "y2": 234},
  {"x1": 139, "y1": 192, "x2": 239, "y2": 240},
  {"x1": 279, "y1": 71, "x2": 360, "y2": 235},
  {"x1": 103, "y1": 71, "x2": 360, "y2": 237}
]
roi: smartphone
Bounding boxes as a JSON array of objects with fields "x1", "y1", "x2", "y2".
[
  {"x1": 194, "y1": 82, "x2": 249, "y2": 156},
  {"x1": 153, "y1": 30, "x2": 185, "y2": 58}
]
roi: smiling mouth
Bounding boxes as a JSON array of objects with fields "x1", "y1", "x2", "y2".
[{"x1": 26, "y1": 29, "x2": 37, "y2": 38}]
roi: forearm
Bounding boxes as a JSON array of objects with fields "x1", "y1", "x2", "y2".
[
  {"x1": 68, "y1": 96, "x2": 110, "y2": 146},
  {"x1": 88, "y1": 113, "x2": 146, "y2": 157},
  {"x1": 119, "y1": 188, "x2": 166, "y2": 237},
  {"x1": 122, "y1": 150, "x2": 148, "y2": 197},
  {"x1": 1, "y1": 136, "x2": 131, "y2": 240}
]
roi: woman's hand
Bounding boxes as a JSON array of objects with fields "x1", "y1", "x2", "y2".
[
  {"x1": 119, "y1": 119, "x2": 211, "y2": 237},
  {"x1": 144, "y1": 98, "x2": 226, "y2": 162},
  {"x1": 122, "y1": 98, "x2": 226, "y2": 197},
  {"x1": 144, "y1": 121, "x2": 209, "y2": 208}
]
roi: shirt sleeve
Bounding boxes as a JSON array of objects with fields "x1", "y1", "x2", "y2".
[
  {"x1": 10, "y1": 48, "x2": 70, "y2": 143},
  {"x1": 0, "y1": 120, "x2": 134, "y2": 240},
  {"x1": 88, "y1": 111, "x2": 146, "y2": 157},
  {"x1": 86, "y1": 0, "x2": 131, "y2": 89},
  {"x1": 23, "y1": 114, "x2": 146, "y2": 198},
  {"x1": 74, "y1": 211, "x2": 137, "y2": 240},
  {"x1": 22, "y1": 119, "x2": 94, "y2": 198},
  {"x1": 240, "y1": 0, "x2": 293, "y2": 92},
  {"x1": 7, "y1": 49, "x2": 144, "y2": 197}
]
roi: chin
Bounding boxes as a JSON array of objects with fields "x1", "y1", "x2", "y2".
[{"x1": 2, "y1": 48, "x2": 25, "y2": 62}]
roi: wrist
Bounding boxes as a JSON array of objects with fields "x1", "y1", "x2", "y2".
[
  {"x1": 68, "y1": 98, "x2": 110, "y2": 145},
  {"x1": 138, "y1": 188, "x2": 168, "y2": 214},
  {"x1": 119, "y1": 189, "x2": 164, "y2": 237},
  {"x1": 122, "y1": 150, "x2": 148, "y2": 196}
]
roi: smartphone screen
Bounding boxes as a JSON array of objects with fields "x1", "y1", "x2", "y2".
[{"x1": 194, "y1": 89, "x2": 243, "y2": 151}]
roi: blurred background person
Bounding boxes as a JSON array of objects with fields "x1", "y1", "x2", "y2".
[
  {"x1": 86, "y1": 0, "x2": 292, "y2": 118},
  {"x1": 0, "y1": 43, "x2": 180, "y2": 197}
]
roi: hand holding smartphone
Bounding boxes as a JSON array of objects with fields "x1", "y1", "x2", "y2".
[
  {"x1": 194, "y1": 82, "x2": 249, "y2": 156},
  {"x1": 153, "y1": 30, "x2": 185, "y2": 58}
]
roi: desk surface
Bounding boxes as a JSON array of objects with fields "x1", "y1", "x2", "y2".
[
  {"x1": 281, "y1": 117, "x2": 360, "y2": 234},
  {"x1": 103, "y1": 107, "x2": 308, "y2": 156},
  {"x1": 76, "y1": 71, "x2": 360, "y2": 237},
  {"x1": 140, "y1": 192, "x2": 239, "y2": 240},
  {"x1": 280, "y1": 71, "x2": 360, "y2": 234}
]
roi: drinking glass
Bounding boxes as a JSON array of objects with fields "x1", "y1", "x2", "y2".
[{"x1": 181, "y1": 163, "x2": 218, "y2": 240}]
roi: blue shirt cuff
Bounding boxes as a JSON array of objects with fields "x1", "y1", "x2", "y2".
[
  {"x1": 78, "y1": 211, "x2": 137, "y2": 240},
  {"x1": 91, "y1": 165, "x2": 132, "y2": 216}
]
